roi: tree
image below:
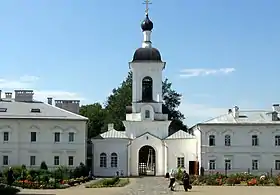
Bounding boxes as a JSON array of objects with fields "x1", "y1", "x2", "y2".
[
  {"x1": 40, "y1": 161, "x2": 48, "y2": 170},
  {"x1": 79, "y1": 103, "x2": 107, "y2": 138},
  {"x1": 104, "y1": 72, "x2": 187, "y2": 133}
]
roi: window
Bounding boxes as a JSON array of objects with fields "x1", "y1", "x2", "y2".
[
  {"x1": 209, "y1": 160, "x2": 216, "y2": 170},
  {"x1": 111, "y1": 153, "x2": 118, "y2": 168},
  {"x1": 3, "y1": 156, "x2": 8, "y2": 165},
  {"x1": 30, "y1": 132, "x2": 36, "y2": 142},
  {"x1": 252, "y1": 135, "x2": 259, "y2": 146},
  {"x1": 54, "y1": 156, "x2": 60, "y2": 165},
  {"x1": 68, "y1": 156, "x2": 74, "y2": 166},
  {"x1": 30, "y1": 156, "x2": 36, "y2": 166},
  {"x1": 54, "y1": 132, "x2": 60, "y2": 142},
  {"x1": 69, "y1": 132, "x2": 74, "y2": 142},
  {"x1": 0, "y1": 108, "x2": 7, "y2": 112},
  {"x1": 275, "y1": 160, "x2": 280, "y2": 170},
  {"x1": 225, "y1": 159, "x2": 231, "y2": 170},
  {"x1": 252, "y1": 160, "x2": 259, "y2": 170},
  {"x1": 177, "y1": 157, "x2": 185, "y2": 168},
  {"x1": 225, "y1": 135, "x2": 231, "y2": 146},
  {"x1": 142, "y1": 76, "x2": 153, "y2": 101},
  {"x1": 30, "y1": 108, "x2": 41, "y2": 113},
  {"x1": 145, "y1": 110, "x2": 150, "y2": 119},
  {"x1": 3, "y1": 132, "x2": 9, "y2": 141},
  {"x1": 100, "y1": 153, "x2": 107, "y2": 168},
  {"x1": 275, "y1": 135, "x2": 280, "y2": 146},
  {"x1": 209, "y1": 135, "x2": 215, "y2": 146}
]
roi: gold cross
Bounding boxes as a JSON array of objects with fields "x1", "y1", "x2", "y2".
[{"x1": 143, "y1": 0, "x2": 152, "y2": 15}]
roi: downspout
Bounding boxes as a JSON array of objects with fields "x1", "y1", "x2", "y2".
[{"x1": 127, "y1": 140, "x2": 132, "y2": 177}]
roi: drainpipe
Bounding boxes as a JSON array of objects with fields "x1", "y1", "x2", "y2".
[{"x1": 126, "y1": 140, "x2": 132, "y2": 177}]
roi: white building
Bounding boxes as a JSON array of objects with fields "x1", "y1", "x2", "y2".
[
  {"x1": 192, "y1": 105, "x2": 280, "y2": 176},
  {"x1": 92, "y1": 11, "x2": 198, "y2": 177},
  {"x1": 0, "y1": 90, "x2": 88, "y2": 170}
]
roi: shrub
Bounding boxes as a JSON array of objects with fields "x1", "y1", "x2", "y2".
[
  {"x1": 86, "y1": 177, "x2": 121, "y2": 188},
  {"x1": 72, "y1": 162, "x2": 88, "y2": 178},
  {"x1": 0, "y1": 184, "x2": 20, "y2": 195},
  {"x1": 40, "y1": 161, "x2": 48, "y2": 170},
  {"x1": 176, "y1": 167, "x2": 183, "y2": 181}
]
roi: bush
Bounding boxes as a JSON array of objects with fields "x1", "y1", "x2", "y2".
[
  {"x1": 72, "y1": 162, "x2": 88, "y2": 178},
  {"x1": 86, "y1": 177, "x2": 124, "y2": 188},
  {"x1": 40, "y1": 161, "x2": 48, "y2": 170},
  {"x1": 0, "y1": 184, "x2": 20, "y2": 195}
]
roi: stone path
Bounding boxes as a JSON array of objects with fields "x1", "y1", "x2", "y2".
[{"x1": 18, "y1": 177, "x2": 280, "y2": 195}]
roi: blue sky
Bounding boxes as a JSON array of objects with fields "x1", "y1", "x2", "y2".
[{"x1": 0, "y1": 0, "x2": 280, "y2": 126}]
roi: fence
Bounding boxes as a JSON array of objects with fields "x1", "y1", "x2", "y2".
[{"x1": 202, "y1": 168, "x2": 280, "y2": 176}]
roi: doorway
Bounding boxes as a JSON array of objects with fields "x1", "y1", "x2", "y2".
[
  {"x1": 138, "y1": 145, "x2": 156, "y2": 176},
  {"x1": 189, "y1": 161, "x2": 199, "y2": 175}
]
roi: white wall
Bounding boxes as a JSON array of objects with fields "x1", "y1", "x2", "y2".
[
  {"x1": 129, "y1": 133, "x2": 164, "y2": 176},
  {"x1": 165, "y1": 138, "x2": 197, "y2": 172},
  {"x1": 92, "y1": 139, "x2": 129, "y2": 177},
  {"x1": 199, "y1": 124, "x2": 280, "y2": 175},
  {"x1": 0, "y1": 119, "x2": 87, "y2": 170}
]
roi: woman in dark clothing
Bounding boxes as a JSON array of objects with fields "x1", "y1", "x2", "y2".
[
  {"x1": 182, "y1": 170, "x2": 190, "y2": 191},
  {"x1": 7, "y1": 167, "x2": 15, "y2": 186}
]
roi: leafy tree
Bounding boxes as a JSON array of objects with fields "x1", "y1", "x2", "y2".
[
  {"x1": 40, "y1": 161, "x2": 48, "y2": 170},
  {"x1": 104, "y1": 72, "x2": 187, "y2": 133},
  {"x1": 79, "y1": 103, "x2": 107, "y2": 138}
]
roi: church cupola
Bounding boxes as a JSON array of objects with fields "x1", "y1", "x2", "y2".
[{"x1": 141, "y1": 13, "x2": 153, "y2": 31}]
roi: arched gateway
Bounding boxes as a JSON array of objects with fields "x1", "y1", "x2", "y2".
[{"x1": 138, "y1": 145, "x2": 156, "y2": 176}]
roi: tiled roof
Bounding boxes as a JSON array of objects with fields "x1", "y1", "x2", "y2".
[
  {"x1": 201, "y1": 110, "x2": 279, "y2": 124},
  {"x1": 0, "y1": 99, "x2": 87, "y2": 120},
  {"x1": 165, "y1": 130, "x2": 195, "y2": 139},
  {"x1": 99, "y1": 129, "x2": 129, "y2": 139}
]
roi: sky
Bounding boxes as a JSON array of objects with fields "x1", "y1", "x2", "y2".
[{"x1": 0, "y1": 0, "x2": 280, "y2": 126}]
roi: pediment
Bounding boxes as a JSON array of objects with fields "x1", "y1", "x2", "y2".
[
  {"x1": 135, "y1": 132, "x2": 162, "y2": 141},
  {"x1": 206, "y1": 129, "x2": 217, "y2": 135},
  {"x1": 29, "y1": 125, "x2": 40, "y2": 130},
  {"x1": 222, "y1": 129, "x2": 233, "y2": 136},
  {"x1": 248, "y1": 129, "x2": 261, "y2": 135},
  {"x1": 0, "y1": 125, "x2": 12, "y2": 132}
]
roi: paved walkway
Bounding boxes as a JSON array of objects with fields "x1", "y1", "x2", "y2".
[{"x1": 18, "y1": 177, "x2": 280, "y2": 195}]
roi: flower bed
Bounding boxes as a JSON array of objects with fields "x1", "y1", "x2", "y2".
[
  {"x1": 189, "y1": 173, "x2": 280, "y2": 186},
  {"x1": 85, "y1": 177, "x2": 129, "y2": 188}
]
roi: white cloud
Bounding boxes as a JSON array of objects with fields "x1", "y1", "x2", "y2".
[
  {"x1": 0, "y1": 75, "x2": 86, "y2": 103},
  {"x1": 179, "y1": 68, "x2": 235, "y2": 78}
]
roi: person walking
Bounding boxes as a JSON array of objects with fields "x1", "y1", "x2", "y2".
[
  {"x1": 168, "y1": 169, "x2": 176, "y2": 191},
  {"x1": 182, "y1": 170, "x2": 191, "y2": 191}
]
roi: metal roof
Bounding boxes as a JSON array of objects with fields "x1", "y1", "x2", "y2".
[
  {"x1": 201, "y1": 110, "x2": 280, "y2": 125},
  {"x1": 0, "y1": 99, "x2": 87, "y2": 120},
  {"x1": 99, "y1": 129, "x2": 129, "y2": 139},
  {"x1": 165, "y1": 130, "x2": 195, "y2": 140}
]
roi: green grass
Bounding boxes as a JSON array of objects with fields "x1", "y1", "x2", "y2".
[{"x1": 85, "y1": 178, "x2": 130, "y2": 188}]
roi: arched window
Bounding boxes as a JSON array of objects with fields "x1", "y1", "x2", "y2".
[
  {"x1": 225, "y1": 135, "x2": 231, "y2": 146},
  {"x1": 111, "y1": 153, "x2": 118, "y2": 168},
  {"x1": 209, "y1": 135, "x2": 215, "y2": 146},
  {"x1": 145, "y1": 110, "x2": 150, "y2": 119},
  {"x1": 142, "y1": 76, "x2": 153, "y2": 101},
  {"x1": 100, "y1": 153, "x2": 107, "y2": 168}
]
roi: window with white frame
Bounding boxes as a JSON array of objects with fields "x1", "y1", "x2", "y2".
[
  {"x1": 275, "y1": 135, "x2": 280, "y2": 146},
  {"x1": 54, "y1": 132, "x2": 60, "y2": 142},
  {"x1": 111, "y1": 153, "x2": 118, "y2": 168},
  {"x1": 209, "y1": 135, "x2": 215, "y2": 146},
  {"x1": 252, "y1": 135, "x2": 259, "y2": 146},
  {"x1": 3, "y1": 132, "x2": 9, "y2": 142},
  {"x1": 225, "y1": 159, "x2": 231, "y2": 170},
  {"x1": 68, "y1": 156, "x2": 74, "y2": 166},
  {"x1": 145, "y1": 110, "x2": 150, "y2": 119},
  {"x1": 252, "y1": 159, "x2": 259, "y2": 170},
  {"x1": 209, "y1": 160, "x2": 216, "y2": 170},
  {"x1": 69, "y1": 132, "x2": 74, "y2": 142},
  {"x1": 30, "y1": 156, "x2": 36, "y2": 166},
  {"x1": 31, "y1": 132, "x2": 37, "y2": 142},
  {"x1": 275, "y1": 160, "x2": 280, "y2": 170},
  {"x1": 100, "y1": 153, "x2": 107, "y2": 168},
  {"x1": 3, "y1": 156, "x2": 8, "y2": 165},
  {"x1": 54, "y1": 156, "x2": 60, "y2": 165},
  {"x1": 225, "y1": 135, "x2": 231, "y2": 146},
  {"x1": 177, "y1": 157, "x2": 185, "y2": 168}
]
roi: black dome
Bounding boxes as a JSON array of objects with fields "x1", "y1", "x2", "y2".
[
  {"x1": 141, "y1": 14, "x2": 153, "y2": 31},
  {"x1": 132, "y1": 47, "x2": 162, "y2": 62}
]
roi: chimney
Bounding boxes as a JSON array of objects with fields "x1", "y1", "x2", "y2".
[
  {"x1": 47, "y1": 97, "x2": 53, "y2": 105},
  {"x1": 272, "y1": 104, "x2": 280, "y2": 112},
  {"x1": 14, "y1": 90, "x2": 34, "y2": 102},
  {"x1": 228, "y1": 109, "x2": 232, "y2": 114},
  {"x1": 233, "y1": 106, "x2": 239, "y2": 118},
  {"x1": 108, "y1": 123, "x2": 114, "y2": 131},
  {"x1": 5, "y1": 92, "x2": 12, "y2": 99},
  {"x1": 55, "y1": 100, "x2": 80, "y2": 114}
]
